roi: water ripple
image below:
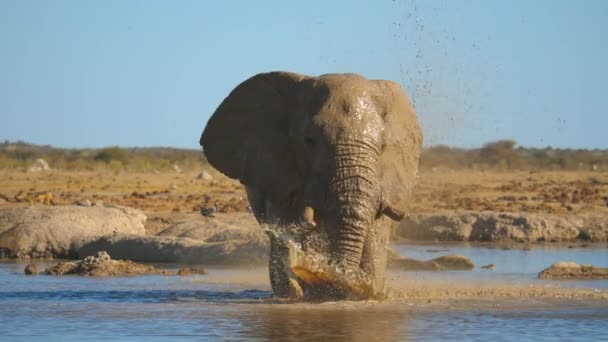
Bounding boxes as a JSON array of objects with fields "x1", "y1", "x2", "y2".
[{"x1": 0, "y1": 289, "x2": 273, "y2": 303}]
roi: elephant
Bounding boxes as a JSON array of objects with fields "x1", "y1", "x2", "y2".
[{"x1": 200, "y1": 71, "x2": 422, "y2": 299}]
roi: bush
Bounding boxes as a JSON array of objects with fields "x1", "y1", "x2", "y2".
[{"x1": 94, "y1": 147, "x2": 129, "y2": 164}]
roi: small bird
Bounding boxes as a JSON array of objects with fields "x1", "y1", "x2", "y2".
[{"x1": 201, "y1": 201, "x2": 219, "y2": 218}]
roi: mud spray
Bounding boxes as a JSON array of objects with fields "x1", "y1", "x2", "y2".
[{"x1": 264, "y1": 223, "x2": 379, "y2": 300}]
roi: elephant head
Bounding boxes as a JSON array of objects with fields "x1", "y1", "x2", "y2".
[{"x1": 200, "y1": 71, "x2": 422, "y2": 298}]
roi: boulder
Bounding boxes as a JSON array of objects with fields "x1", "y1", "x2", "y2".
[
  {"x1": 77, "y1": 214, "x2": 268, "y2": 265},
  {"x1": 156, "y1": 213, "x2": 263, "y2": 242},
  {"x1": 196, "y1": 171, "x2": 213, "y2": 181},
  {"x1": 27, "y1": 158, "x2": 50, "y2": 172},
  {"x1": 0, "y1": 205, "x2": 146, "y2": 258},
  {"x1": 45, "y1": 251, "x2": 158, "y2": 276},
  {"x1": 388, "y1": 254, "x2": 475, "y2": 271},
  {"x1": 538, "y1": 261, "x2": 608, "y2": 279},
  {"x1": 396, "y1": 211, "x2": 608, "y2": 243},
  {"x1": 177, "y1": 266, "x2": 208, "y2": 276},
  {"x1": 24, "y1": 264, "x2": 38, "y2": 275},
  {"x1": 75, "y1": 199, "x2": 92, "y2": 207},
  {"x1": 78, "y1": 234, "x2": 268, "y2": 265}
]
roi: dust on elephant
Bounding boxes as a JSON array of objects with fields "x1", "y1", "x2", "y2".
[{"x1": 200, "y1": 71, "x2": 422, "y2": 299}]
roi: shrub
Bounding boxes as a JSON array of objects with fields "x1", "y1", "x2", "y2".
[{"x1": 94, "y1": 147, "x2": 129, "y2": 164}]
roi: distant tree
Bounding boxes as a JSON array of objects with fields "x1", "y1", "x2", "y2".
[
  {"x1": 479, "y1": 140, "x2": 518, "y2": 167},
  {"x1": 94, "y1": 147, "x2": 128, "y2": 164}
]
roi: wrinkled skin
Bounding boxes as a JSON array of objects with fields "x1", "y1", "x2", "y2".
[{"x1": 200, "y1": 71, "x2": 422, "y2": 299}]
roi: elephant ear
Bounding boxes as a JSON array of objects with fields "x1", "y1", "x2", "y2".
[
  {"x1": 200, "y1": 71, "x2": 308, "y2": 203},
  {"x1": 375, "y1": 81, "x2": 423, "y2": 211}
]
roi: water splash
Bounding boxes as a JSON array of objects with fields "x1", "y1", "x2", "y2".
[{"x1": 264, "y1": 223, "x2": 376, "y2": 300}]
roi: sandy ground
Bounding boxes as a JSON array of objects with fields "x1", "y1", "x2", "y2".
[
  {"x1": 406, "y1": 169, "x2": 608, "y2": 216},
  {"x1": 0, "y1": 168, "x2": 247, "y2": 234}
]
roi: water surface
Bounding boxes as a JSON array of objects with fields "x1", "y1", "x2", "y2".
[{"x1": 1, "y1": 244, "x2": 607, "y2": 341}]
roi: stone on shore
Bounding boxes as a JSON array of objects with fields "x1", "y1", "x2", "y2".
[
  {"x1": 78, "y1": 233, "x2": 268, "y2": 265},
  {"x1": 24, "y1": 264, "x2": 38, "y2": 275},
  {"x1": 388, "y1": 254, "x2": 475, "y2": 271},
  {"x1": 177, "y1": 266, "x2": 208, "y2": 276},
  {"x1": 0, "y1": 205, "x2": 146, "y2": 258},
  {"x1": 45, "y1": 251, "x2": 158, "y2": 276},
  {"x1": 538, "y1": 261, "x2": 608, "y2": 279},
  {"x1": 396, "y1": 211, "x2": 608, "y2": 243}
]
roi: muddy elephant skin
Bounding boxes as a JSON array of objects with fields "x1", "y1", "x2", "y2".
[{"x1": 200, "y1": 71, "x2": 422, "y2": 299}]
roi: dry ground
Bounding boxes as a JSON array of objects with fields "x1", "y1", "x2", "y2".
[
  {"x1": 405, "y1": 169, "x2": 608, "y2": 216},
  {"x1": 1, "y1": 168, "x2": 607, "y2": 234}
]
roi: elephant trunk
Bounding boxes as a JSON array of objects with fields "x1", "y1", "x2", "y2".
[{"x1": 331, "y1": 140, "x2": 381, "y2": 268}]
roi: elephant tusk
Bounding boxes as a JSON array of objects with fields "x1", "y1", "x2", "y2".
[
  {"x1": 301, "y1": 206, "x2": 317, "y2": 229},
  {"x1": 380, "y1": 201, "x2": 408, "y2": 222}
]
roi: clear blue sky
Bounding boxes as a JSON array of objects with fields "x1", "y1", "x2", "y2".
[{"x1": 1, "y1": 0, "x2": 607, "y2": 149}]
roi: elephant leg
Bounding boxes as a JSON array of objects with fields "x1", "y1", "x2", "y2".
[
  {"x1": 269, "y1": 236, "x2": 303, "y2": 299},
  {"x1": 360, "y1": 217, "x2": 391, "y2": 296}
]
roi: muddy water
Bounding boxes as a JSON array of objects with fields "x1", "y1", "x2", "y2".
[{"x1": 1, "y1": 245, "x2": 607, "y2": 341}]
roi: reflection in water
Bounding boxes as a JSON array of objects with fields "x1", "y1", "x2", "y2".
[{"x1": 236, "y1": 305, "x2": 407, "y2": 342}]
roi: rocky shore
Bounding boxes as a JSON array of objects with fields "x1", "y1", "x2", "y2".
[
  {"x1": 396, "y1": 211, "x2": 608, "y2": 243},
  {"x1": 1, "y1": 205, "x2": 607, "y2": 278}
]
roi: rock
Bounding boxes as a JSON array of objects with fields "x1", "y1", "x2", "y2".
[
  {"x1": 397, "y1": 214, "x2": 477, "y2": 241},
  {"x1": 46, "y1": 261, "x2": 78, "y2": 275},
  {"x1": 75, "y1": 199, "x2": 92, "y2": 207},
  {"x1": 172, "y1": 164, "x2": 182, "y2": 173},
  {"x1": 45, "y1": 251, "x2": 158, "y2": 276},
  {"x1": 396, "y1": 211, "x2": 608, "y2": 243},
  {"x1": 78, "y1": 234, "x2": 268, "y2": 265},
  {"x1": 0, "y1": 205, "x2": 146, "y2": 258},
  {"x1": 177, "y1": 266, "x2": 207, "y2": 276},
  {"x1": 196, "y1": 171, "x2": 214, "y2": 181},
  {"x1": 388, "y1": 254, "x2": 475, "y2": 271},
  {"x1": 538, "y1": 261, "x2": 608, "y2": 279},
  {"x1": 431, "y1": 255, "x2": 475, "y2": 270},
  {"x1": 24, "y1": 264, "x2": 37, "y2": 275},
  {"x1": 27, "y1": 158, "x2": 50, "y2": 172},
  {"x1": 388, "y1": 257, "x2": 441, "y2": 271},
  {"x1": 480, "y1": 263, "x2": 496, "y2": 270},
  {"x1": 156, "y1": 213, "x2": 263, "y2": 242},
  {"x1": 75, "y1": 214, "x2": 268, "y2": 265},
  {"x1": 96, "y1": 251, "x2": 111, "y2": 261}
]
